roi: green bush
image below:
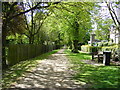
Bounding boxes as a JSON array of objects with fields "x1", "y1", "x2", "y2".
[
  {"x1": 97, "y1": 41, "x2": 116, "y2": 47},
  {"x1": 81, "y1": 45, "x2": 118, "y2": 53},
  {"x1": 81, "y1": 45, "x2": 101, "y2": 53},
  {"x1": 81, "y1": 45, "x2": 119, "y2": 60},
  {"x1": 101, "y1": 45, "x2": 119, "y2": 61},
  {"x1": 97, "y1": 42, "x2": 108, "y2": 46},
  {"x1": 101, "y1": 45, "x2": 118, "y2": 52}
]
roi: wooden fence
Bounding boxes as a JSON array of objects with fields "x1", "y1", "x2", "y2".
[{"x1": 7, "y1": 44, "x2": 60, "y2": 65}]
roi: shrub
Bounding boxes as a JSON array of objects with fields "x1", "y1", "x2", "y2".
[
  {"x1": 101, "y1": 45, "x2": 118, "y2": 52},
  {"x1": 81, "y1": 45, "x2": 101, "y2": 53},
  {"x1": 101, "y1": 45, "x2": 119, "y2": 61},
  {"x1": 97, "y1": 42, "x2": 108, "y2": 46},
  {"x1": 98, "y1": 42, "x2": 103, "y2": 46},
  {"x1": 81, "y1": 45, "x2": 119, "y2": 61},
  {"x1": 81, "y1": 45, "x2": 118, "y2": 53}
]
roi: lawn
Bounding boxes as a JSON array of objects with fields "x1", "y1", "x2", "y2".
[
  {"x1": 64, "y1": 49, "x2": 120, "y2": 89},
  {"x1": 2, "y1": 49, "x2": 59, "y2": 88}
]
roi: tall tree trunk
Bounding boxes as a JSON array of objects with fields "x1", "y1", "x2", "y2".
[
  {"x1": 37, "y1": 34, "x2": 40, "y2": 44},
  {"x1": 72, "y1": 40, "x2": 79, "y2": 53},
  {"x1": 32, "y1": 35, "x2": 34, "y2": 44},
  {"x1": 29, "y1": 35, "x2": 34, "y2": 44},
  {"x1": 118, "y1": 29, "x2": 120, "y2": 60},
  {"x1": 71, "y1": 21, "x2": 79, "y2": 53},
  {"x1": 29, "y1": 36, "x2": 32, "y2": 44},
  {"x1": 2, "y1": 25, "x2": 8, "y2": 68}
]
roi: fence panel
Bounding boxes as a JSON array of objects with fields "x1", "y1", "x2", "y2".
[{"x1": 7, "y1": 44, "x2": 60, "y2": 66}]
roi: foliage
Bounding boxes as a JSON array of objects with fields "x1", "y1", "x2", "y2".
[
  {"x1": 2, "y1": 2, "x2": 61, "y2": 67},
  {"x1": 2, "y1": 2, "x2": 26, "y2": 35},
  {"x1": 22, "y1": 2, "x2": 50, "y2": 44},
  {"x1": 101, "y1": 45, "x2": 119, "y2": 60},
  {"x1": 64, "y1": 49, "x2": 120, "y2": 88},
  {"x1": 6, "y1": 34, "x2": 29, "y2": 44},
  {"x1": 2, "y1": 2, "x2": 26, "y2": 67},
  {"x1": 3, "y1": 2, "x2": 95, "y2": 45},
  {"x1": 2, "y1": 2, "x2": 62, "y2": 67},
  {"x1": 81, "y1": 44, "x2": 119, "y2": 60},
  {"x1": 81, "y1": 44, "x2": 118, "y2": 52},
  {"x1": 89, "y1": 40, "x2": 116, "y2": 47},
  {"x1": 42, "y1": 2, "x2": 94, "y2": 52},
  {"x1": 101, "y1": 45, "x2": 118, "y2": 52},
  {"x1": 95, "y1": 19, "x2": 113, "y2": 41},
  {"x1": 42, "y1": 14, "x2": 64, "y2": 45},
  {"x1": 81, "y1": 45, "x2": 101, "y2": 53}
]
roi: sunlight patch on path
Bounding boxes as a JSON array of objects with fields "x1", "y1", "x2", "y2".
[{"x1": 10, "y1": 49, "x2": 84, "y2": 88}]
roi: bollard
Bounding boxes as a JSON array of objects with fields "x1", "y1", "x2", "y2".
[{"x1": 103, "y1": 51, "x2": 111, "y2": 65}]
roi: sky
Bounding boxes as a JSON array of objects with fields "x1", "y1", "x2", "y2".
[
  {"x1": 99, "y1": 3, "x2": 111, "y2": 19},
  {"x1": 92, "y1": 2, "x2": 111, "y2": 30},
  {"x1": 24, "y1": 2, "x2": 48, "y2": 23}
]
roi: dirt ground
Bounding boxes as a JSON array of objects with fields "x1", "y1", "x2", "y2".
[{"x1": 10, "y1": 49, "x2": 87, "y2": 89}]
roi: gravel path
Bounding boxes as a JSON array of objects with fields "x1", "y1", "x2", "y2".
[{"x1": 10, "y1": 49, "x2": 84, "y2": 89}]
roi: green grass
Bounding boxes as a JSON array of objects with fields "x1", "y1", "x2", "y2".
[
  {"x1": 2, "y1": 49, "x2": 59, "y2": 88},
  {"x1": 64, "y1": 49, "x2": 120, "y2": 89}
]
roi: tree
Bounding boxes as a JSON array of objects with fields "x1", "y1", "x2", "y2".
[
  {"x1": 95, "y1": 19, "x2": 113, "y2": 41},
  {"x1": 2, "y1": 2, "x2": 60, "y2": 67},
  {"x1": 22, "y1": 2, "x2": 50, "y2": 44},
  {"x1": 105, "y1": 1, "x2": 120, "y2": 59},
  {"x1": 2, "y1": 2, "x2": 26, "y2": 67},
  {"x1": 106, "y1": 1, "x2": 120, "y2": 45},
  {"x1": 42, "y1": 2, "x2": 94, "y2": 53}
]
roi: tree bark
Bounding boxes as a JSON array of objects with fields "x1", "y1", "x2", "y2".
[
  {"x1": 2, "y1": 24, "x2": 8, "y2": 68},
  {"x1": 118, "y1": 28, "x2": 120, "y2": 60},
  {"x1": 72, "y1": 40, "x2": 79, "y2": 53}
]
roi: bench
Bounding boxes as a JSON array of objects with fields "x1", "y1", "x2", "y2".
[
  {"x1": 91, "y1": 52, "x2": 98, "y2": 60},
  {"x1": 92, "y1": 51, "x2": 103, "y2": 63},
  {"x1": 98, "y1": 52, "x2": 103, "y2": 63}
]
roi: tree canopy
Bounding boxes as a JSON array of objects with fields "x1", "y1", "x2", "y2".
[{"x1": 4, "y1": 1, "x2": 120, "y2": 67}]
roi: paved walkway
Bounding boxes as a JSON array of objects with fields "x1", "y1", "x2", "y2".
[{"x1": 10, "y1": 49, "x2": 84, "y2": 89}]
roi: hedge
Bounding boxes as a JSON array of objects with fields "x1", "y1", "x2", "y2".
[
  {"x1": 101, "y1": 45, "x2": 118, "y2": 52},
  {"x1": 81, "y1": 45, "x2": 101, "y2": 53},
  {"x1": 81, "y1": 45, "x2": 118, "y2": 53}
]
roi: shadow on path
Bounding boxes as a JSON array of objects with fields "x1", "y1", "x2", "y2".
[{"x1": 8, "y1": 49, "x2": 86, "y2": 89}]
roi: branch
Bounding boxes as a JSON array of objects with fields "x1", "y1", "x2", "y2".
[
  {"x1": 106, "y1": 2, "x2": 118, "y2": 26},
  {"x1": 51, "y1": 10, "x2": 68, "y2": 25},
  {"x1": 110, "y1": 3, "x2": 120, "y2": 25},
  {"x1": 8, "y1": 2, "x2": 61, "y2": 21},
  {"x1": 8, "y1": 2, "x2": 42, "y2": 20},
  {"x1": 6, "y1": 2, "x2": 18, "y2": 17},
  {"x1": 56, "y1": 4, "x2": 74, "y2": 13},
  {"x1": 21, "y1": 3, "x2": 31, "y2": 35},
  {"x1": 52, "y1": 9, "x2": 73, "y2": 26},
  {"x1": 22, "y1": 33, "x2": 30, "y2": 38},
  {"x1": 33, "y1": 13, "x2": 51, "y2": 36}
]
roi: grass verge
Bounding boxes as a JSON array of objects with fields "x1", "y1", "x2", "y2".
[
  {"x1": 2, "y1": 49, "x2": 59, "y2": 88},
  {"x1": 64, "y1": 49, "x2": 120, "y2": 89}
]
